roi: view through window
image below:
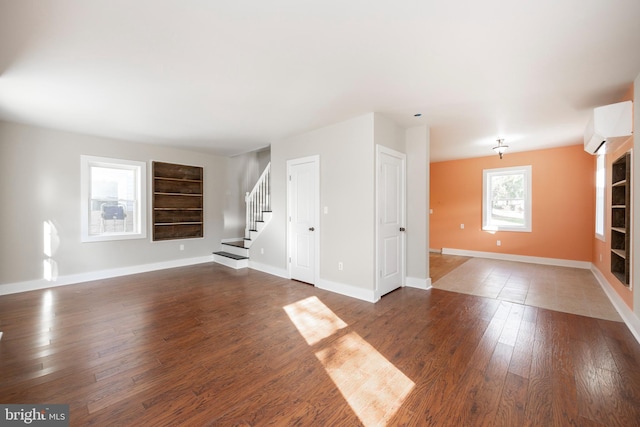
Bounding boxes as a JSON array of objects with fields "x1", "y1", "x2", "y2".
[
  {"x1": 483, "y1": 165, "x2": 532, "y2": 232},
  {"x1": 81, "y1": 156, "x2": 147, "y2": 242}
]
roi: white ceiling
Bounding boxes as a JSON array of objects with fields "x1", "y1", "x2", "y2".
[{"x1": 1, "y1": 0, "x2": 639, "y2": 161}]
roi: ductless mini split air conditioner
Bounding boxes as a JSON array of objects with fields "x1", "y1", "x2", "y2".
[{"x1": 584, "y1": 100, "x2": 633, "y2": 154}]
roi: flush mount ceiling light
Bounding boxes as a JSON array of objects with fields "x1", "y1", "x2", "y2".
[{"x1": 492, "y1": 138, "x2": 509, "y2": 159}]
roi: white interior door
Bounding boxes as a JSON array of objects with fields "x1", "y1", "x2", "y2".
[
  {"x1": 377, "y1": 146, "x2": 406, "y2": 296},
  {"x1": 288, "y1": 156, "x2": 319, "y2": 284}
]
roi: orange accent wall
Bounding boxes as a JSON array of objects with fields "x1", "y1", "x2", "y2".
[{"x1": 430, "y1": 144, "x2": 594, "y2": 261}]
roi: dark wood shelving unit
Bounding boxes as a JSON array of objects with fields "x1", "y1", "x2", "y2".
[
  {"x1": 152, "y1": 161, "x2": 203, "y2": 241},
  {"x1": 610, "y1": 151, "x2": 631, "y2": 286}
]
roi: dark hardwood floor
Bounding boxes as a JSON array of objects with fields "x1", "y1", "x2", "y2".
[
  {"x1": 1, "y1": 262, "x2": 640, "y2": 426},
  {"x1": 429, "y1": 252, "x2": 471, "y2": 283}
]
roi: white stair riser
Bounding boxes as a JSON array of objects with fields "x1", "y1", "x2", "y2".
[
  {"x1": 222, "y1": 245, "x2": 249, "y2": 257},
  {"x1": 213, "y1": 254, "x2": 249, "y2": 269}
]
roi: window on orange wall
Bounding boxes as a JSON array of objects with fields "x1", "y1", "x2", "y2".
[
  {"x1": 482, "y1": 165, "x2": 532, "y2": 232},
  {"x1": 595, "y1": 148, "x2": 606, "y2": 241}
]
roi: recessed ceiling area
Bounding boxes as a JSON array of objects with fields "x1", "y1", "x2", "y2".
[{"x1": 1, "y1": 0, "x2": 639, "y2": 161}]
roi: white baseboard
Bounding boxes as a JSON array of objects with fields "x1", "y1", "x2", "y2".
[
  {"x1": 248, "y1": 260, "x2": 289, "y2": 279},
  {"x1": 0, "y1": 255, "x2": 214, "y2": 296},
  {"x1": 316, "y1": 278, "x2": 378, "y2": 303},
  {"x1": 442, "y1": 248, "x2": 592, "y2": 269},
  {"x1": 405, "y1": 276, "x2": 432, "y2": 290},
  {"x1": 591, "y1": 266, "x2": 640, "y2": 344}
]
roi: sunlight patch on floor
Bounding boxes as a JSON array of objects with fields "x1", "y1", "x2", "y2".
[
  {"x1": 284, "y1": 296, "x2": 414, "y2": 426},
  {"x1": 283, "y1": 296, "x2": 347, "y2": 345}
]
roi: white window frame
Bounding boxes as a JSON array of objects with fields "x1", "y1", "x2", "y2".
[
  {"x1": 81, "y1": 155, "x2": 147, "y2": 242},
  {"x1": 595, "y1": 149, "x2": 606, "y2": 241},
  {"x1": 482, "y1": 165, "x2": 532, "y2": 232}
]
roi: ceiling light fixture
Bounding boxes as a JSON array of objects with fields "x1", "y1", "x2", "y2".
[{"x1": 492, "y1": 138, "x2": 509, "y2": 159}]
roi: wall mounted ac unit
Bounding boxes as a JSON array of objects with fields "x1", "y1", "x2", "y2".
[{"x1": 584, "y1": 100, "x2": 633, "y2": 154}]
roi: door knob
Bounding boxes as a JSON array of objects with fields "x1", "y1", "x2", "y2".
[
  {"x1": 399, "y1": 227, "x2": 406, "y2": 232},
  {"x1": 309, "y1": 227, "x2": 315, "y2": 231}
]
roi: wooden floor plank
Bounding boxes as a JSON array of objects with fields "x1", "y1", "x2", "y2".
[
  {"x1": 495, "y1": 372, "x2": 528, "y2": 426},
  {"x1": 1, "y1": 262, "x2": 639, "y2": 426}
]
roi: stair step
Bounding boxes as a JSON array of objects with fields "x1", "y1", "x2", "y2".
[
  {"x1": 213, "y1": 251, "x2": 248, "y2": 260},
  {"x1": 221, "y1": 241, "x2": 250, "y2": 255},
  {"x1": 213, "y1": 251, "x2": 249, "y2": 270},
  {"x1": 222, "y1": 240, "x2": 246, "y2": 248}
]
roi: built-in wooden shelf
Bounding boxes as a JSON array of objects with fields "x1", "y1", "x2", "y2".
[
  {"x1": 610, "y1": 151, "x2": 631, "y2": 286},
  {"x1": 152, "y1": 161, "x2": 203, "y2": 241}
]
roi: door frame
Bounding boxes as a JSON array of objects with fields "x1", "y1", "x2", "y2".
[
  {"x1": 375, "y1": 145, "x2": 407, "y2": 299},
  {"x1": 287, "y1": 155, "x2": 320, "y2": 285}
]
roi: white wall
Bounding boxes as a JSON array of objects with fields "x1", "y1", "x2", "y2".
[
  {"x1": 250, "y1": 113, "x2": 432, "y2": 301},
  {"x1": 373, "y1": 113, "x2": 405, "y2": 152},
  {"x1": 373, "y1": 115, "x2": 431, "y2": 288},
  {"x1": 250, "y1": 114, "x2": 376, "y2": 293},
  {"x1": 406, "y1": 125, "x2": 430, "y2": 286},
  {"x1": 223, "y1": 147, "x2": 270, "y2": 240},
  {"x1": 0, "y1": 121, "x2": 226, "y2": 291}
]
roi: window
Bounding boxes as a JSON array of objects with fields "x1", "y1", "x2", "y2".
[
  {"x1": 81, "y1": 156, "x2": 147, "y2": 242},
  {"x1": 483, "y1": 165, "x2": 532, "y2": 232},
  {"x1": 595, "y1": 149, "x2": 605, "y2": 240}
]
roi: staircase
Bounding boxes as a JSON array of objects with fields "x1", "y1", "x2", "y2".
[
  {"x1": 213, "y1": 163, "x2": 271, "y2": 269},
  {"x1": 213, "y1": 240, "x2": 250, "y2": 269}
]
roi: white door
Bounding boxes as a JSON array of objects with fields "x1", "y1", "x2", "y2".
[
  {"x1": 377, "y1": 146, "x2": 406, "y2": 296},
  {"x1": 288, "y1": 156, "x2": 319, "y2": 284}
]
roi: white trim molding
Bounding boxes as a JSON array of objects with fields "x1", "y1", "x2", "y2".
[
  {"x1": 316, "y1": 278, "x2": 378, "y2": 303},
  {"x1": 80, "y1": 155, "x2": 147, "y2": 242},
  {"x1": 482, "y1": 165, "x2": 532, "y2": 233},
  {"x1": 591, "y1": 266, "x2": 640, "y2": 344},
  {"x1": 405, "y1": 276, "x2": 432, "y2": 290},
  {"x1": 0, "y1": 255, "x2": 213, "y2": 296},
  {"x1": 441, "y1": 248, "x2": 592, "y2": 269}
]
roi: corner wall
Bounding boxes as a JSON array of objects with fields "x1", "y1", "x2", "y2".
[
  {"x1": 250, "y1": 114, "x2": 377, "y2": 294},
  {"x1": 250, "y1": 113, "x2": 431, "y2": 300},
  {"x1": 592, "y1": 84, "x2": 635, "y2": 310},
  {"x1": 0, "y1": 121, "x2": 227, "y2": 292},
  {"x1": 405, "y1": 126, "x2": 430, "y2": 286},
  {"x1": 224, "y1": 148, "x2": 270, "y2": 240}
]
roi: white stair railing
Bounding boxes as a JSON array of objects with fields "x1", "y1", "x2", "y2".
[{"x1": 245, "y1": 163, "x2": 271, "y2": 240}]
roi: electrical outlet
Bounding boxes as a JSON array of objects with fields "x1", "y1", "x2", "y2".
[
  {"x1": 496, "y1": 240, "x2": 501, "y2": 246},
  {"x1": 338, "y1": 262, "x2": 343, "y2": 271},
  {"x1": 460, "y1": 224, "x2": 464, "y2": 229},
  {"x1": 179, "y1": 244, "x2": 184, "y2": 251},
  {"x1": 261, "y1": 248, "x2": 264, "y2": 255}
]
